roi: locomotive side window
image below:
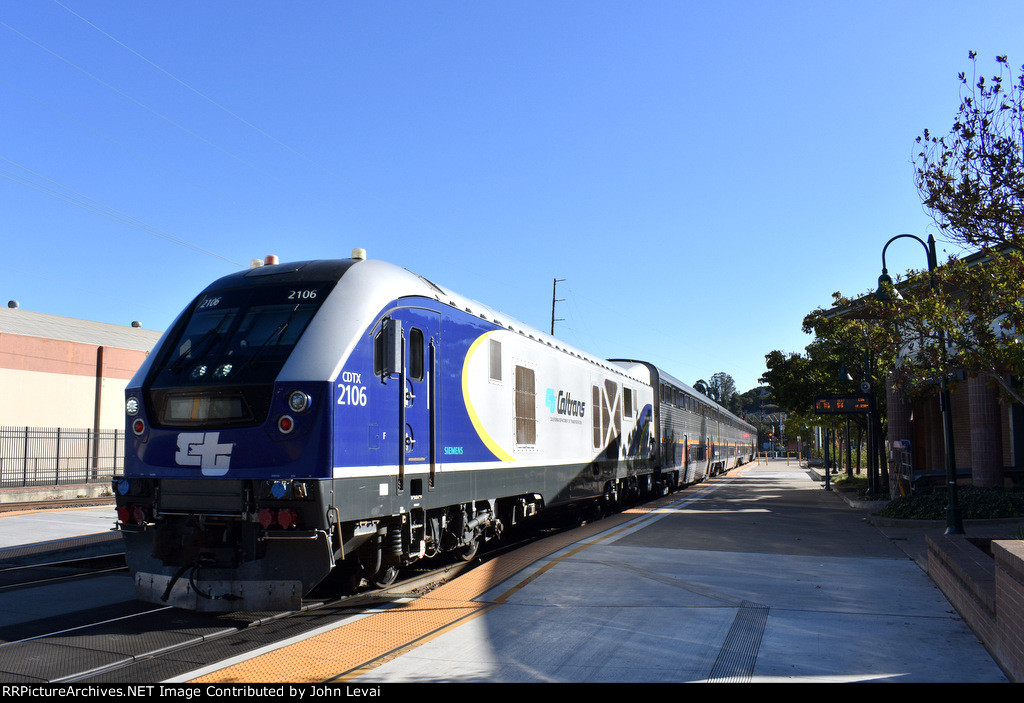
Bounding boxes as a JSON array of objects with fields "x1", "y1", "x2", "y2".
[
  {"x1": 409, "y1": 327, "x2": 424, "y2": 381},
  {"x1": 373, "y1": 317, "x2": 402, "y2": 378},
  {"x1": 489, "y1": 339, "x2": 502, "y2": 382},
  {"x1": 514, "y1": 365, "x2": 536, "y2": 445},
  {"x1": 373, "y1": 328, "x2": 384, "y2": 377},
  {"x1": 624, "y1": 387, "x2": 634, "y2": 417}
]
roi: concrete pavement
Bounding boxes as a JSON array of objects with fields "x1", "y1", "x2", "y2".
[
  {"x1": 348, "y1": 459, "x2": 1007, "y2": 682},
  {"x1": 0, "y1": 460, "x2": 1010, "y2": 683}
]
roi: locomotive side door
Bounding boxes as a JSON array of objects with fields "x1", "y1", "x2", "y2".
[{"x1": 392, "y1": 307, "x2": 440, "y2": 495}]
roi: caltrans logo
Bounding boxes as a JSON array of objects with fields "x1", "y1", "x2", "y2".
[{"x1": 545, "y1": 388, "x2": 586, "y2": 418}]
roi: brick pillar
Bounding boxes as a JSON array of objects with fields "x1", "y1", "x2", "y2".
[
  {"x1": 923, "y1": 394, "x2": 945, "y2": 473},
  {"x1": 886, "y1": 374, "x2": 911, "y2": 444},
  {"x1": 953, "y1": 381, "x2": 973, "y2": 471},
  {"x1": 969, "y1": 373, "x2": 1004, "y2": 487}
]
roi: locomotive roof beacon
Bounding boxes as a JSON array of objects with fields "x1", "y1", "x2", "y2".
[{"x1": 113, "y1": 250, "x2": 756, "y2": 612}]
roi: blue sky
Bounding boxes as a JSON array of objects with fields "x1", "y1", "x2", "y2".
[{"x1": 3, "y1": 1, "x2": 1023, "y2": 394}]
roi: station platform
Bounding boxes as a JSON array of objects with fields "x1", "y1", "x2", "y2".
[
  {"x1": 182, "y1": 459, "x2": 1007, "y2": 683},
  {"x1": 0, "y1": 460, "x2": 1010, "y2": 683},
  {"x1": 0, "y1": 504, "x2": 120, "y2": 564}
]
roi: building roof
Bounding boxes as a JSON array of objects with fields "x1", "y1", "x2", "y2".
[{"x1": 0, "y1": 306, "x2": 163, "y2": 352}]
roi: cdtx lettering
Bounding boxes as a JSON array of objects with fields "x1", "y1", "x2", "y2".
[{"x1": 545, "y1": 388, "x2": 586, "y2": 417}]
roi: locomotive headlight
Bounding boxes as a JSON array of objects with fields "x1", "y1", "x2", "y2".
[
  {"x1": 287, "y1": 390, "x2": 310, "y2": 413},
  {"x1": 125, "y1": 396, "x2": 139, "y2": 417}
]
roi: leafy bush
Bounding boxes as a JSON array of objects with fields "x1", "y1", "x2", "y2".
[{"x1": 876, "y1": 485, "x2": 1024, "y2": 520}]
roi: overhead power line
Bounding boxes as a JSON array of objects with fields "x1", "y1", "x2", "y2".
[
  {"x1": 50, "y1": 0, "x2": 449, "y2": 237},
  {"x1": 0, "y1": 16, "x2": 334, "y2": 210},
  {"x1": 0, "y1": 157, "x2": 244, "y2": 266}
]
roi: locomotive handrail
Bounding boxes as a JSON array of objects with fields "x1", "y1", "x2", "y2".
[{"x1": 263, "y1": 532, "x2": 323, "y2": 540}]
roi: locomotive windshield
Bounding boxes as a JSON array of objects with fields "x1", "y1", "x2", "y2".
[{"x1": 145, "y1": 281, "x2": 334, "y2": 428}]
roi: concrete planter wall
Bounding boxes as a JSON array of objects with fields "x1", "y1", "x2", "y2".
[{"x1": 928, "y1": 535, "x2": 1024, "y2": 682}]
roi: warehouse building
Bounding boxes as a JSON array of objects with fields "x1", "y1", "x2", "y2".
[
  {"x1": 0, "y1": 303, "x2": 163, "y2": 493},
  {"x1": 0, "y1": 303, "x2": 161, "y2": 429}
]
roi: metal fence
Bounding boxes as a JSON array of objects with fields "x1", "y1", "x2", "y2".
[{"x1": 0, "y1": 426, "x2": 123, "y2": 488}]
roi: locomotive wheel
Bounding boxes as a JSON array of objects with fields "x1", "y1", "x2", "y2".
[
  {"x1": 661, "y1": 476, "x2": 673, "y2": 495},
  {"x1": 336, "y1": 567, "x2": 363, "y2": 595},
  {"x1": 321, "y1": 564, "x2": 363, "y2": 595},
  {"x1": 372, "y1": 564, "x2": 399, "y2": 589},
  {"x1": 602, "y1": 484, "x2": 618, "y2": 514},
  {"x1": 458, "y1": 535, "x2": 480, "y2": 562}
]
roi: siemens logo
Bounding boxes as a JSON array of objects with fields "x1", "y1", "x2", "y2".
[
  {"x1": 444, "y1": 446, "x2": 464, "y2": 455},
  {"x1": 545, "y1": 389, "x2": 586, "y2": 418}
]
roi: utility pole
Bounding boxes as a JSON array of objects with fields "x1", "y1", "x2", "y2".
[{"x1": 551, "y1": 278, "x2": 565, "y2": 335}]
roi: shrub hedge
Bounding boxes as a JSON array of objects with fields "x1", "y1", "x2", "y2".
[{"x1": 875, "y1": 485, "x2": 1024, "y2": 521}]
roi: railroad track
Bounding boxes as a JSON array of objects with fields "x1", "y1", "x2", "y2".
[
  {"x1": 0, "y1": 496, "x2": 114, "y2": 513},
  {"x1": 0, "y1": 485, "x2": 685, "y2": 683},
  {"x1": 0, "y1": 552, "x2": 127, "y2": 592},
  {"x1": 0, "y1": 561, "x2": 474, "y2": 683},
  {"x1": 0, "y1": 513, "x2": 571, "y2": 683}
]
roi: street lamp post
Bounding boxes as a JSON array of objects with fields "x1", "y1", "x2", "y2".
[
  {"x1": 823, "y1": 426, "x2": 831, "y2": 491},
  {"x1": 876, "y1": 234, "x2": 964, "y2": 535}
]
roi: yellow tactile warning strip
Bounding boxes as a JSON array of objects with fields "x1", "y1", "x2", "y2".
[{"x1": 191, "y1": 468, "x2": 750, "y2": 683}]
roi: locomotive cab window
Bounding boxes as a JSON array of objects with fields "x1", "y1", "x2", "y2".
[
  {"x1": 145, "y1": 281, "x2": 336, "y2": 428},
  {"x1": 150, "y1": 283, "x2": 332, "y2": 386}
]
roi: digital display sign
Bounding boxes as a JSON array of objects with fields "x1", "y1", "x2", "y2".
[{"x1": 813, "y1": 394, "x2": 874, "y2": 415}]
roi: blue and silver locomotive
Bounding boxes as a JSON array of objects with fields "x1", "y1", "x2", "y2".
[{"x1": 114, "y1": 251, "x2": 754, "y2": 611}]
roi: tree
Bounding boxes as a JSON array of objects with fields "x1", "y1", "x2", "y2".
[
  {"x1": 855, "y1": 249, "x2": 1024, "y2": 405},
  {"x1": 709, "y1": 372, "x2": 737, "y2": 408},
  {"x1": 761, "y1": 326, "x2": 882, "y2": 414},
  {"x1": 735, "y1": 386, "x2": 771, "y2": 417},
  {"x1": 694, "y1": 372, "x2": 740, "y2": 413},
  {"x1": 902, "y1": 51, "x2": 1024, "y2": 403},
  {"x1": 758, "y1": 53, "x2": 1024, "y2": 486},
  {"x1": 915, "y1": 52, "x2": 1024, "y2": 253},
  {"x1": 761, "y1": 315, "x2": 890, "y2": 472}
]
